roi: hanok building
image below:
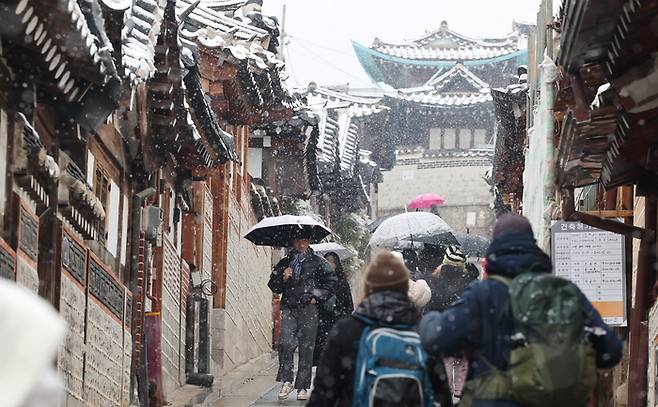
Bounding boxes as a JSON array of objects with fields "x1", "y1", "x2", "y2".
[
  {"x1": 550, "y1": 1, "x2": 658, "y2": 406},
  {"x1": 254, "y1": 84, "x2": 388, "y2": 226},
  {"x1": 0, "y1": 0, "x2": 297, "y2": 406},
  {"x1": 353, "y1": 22, "x2": 529, "y2": 236}
]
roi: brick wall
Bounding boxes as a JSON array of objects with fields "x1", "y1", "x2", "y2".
[{"x1": 211, "y1": 194, "x2": 273, "y2": 374}]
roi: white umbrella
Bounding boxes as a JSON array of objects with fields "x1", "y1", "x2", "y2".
[
  {"x1": 368, "y1": 212, "x2": 453, "y2": 249},
  {"x1": 310, "y1": 242, "x2": 356, "y2": 260}
]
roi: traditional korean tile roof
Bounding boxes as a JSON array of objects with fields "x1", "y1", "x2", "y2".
[
  {"x1": 388, "y1": 64, "x2": 493, "y2": 107},
  {"x1": 354, "y1": 21, "x2": 524, "y2": 65},
  {"x1": 176, "y1": 0, "x2": 299, "y2": 111},
  {"x1": 557, "y1": 0, "x2": 626, "y2": 71},
  {"x1": 122, "y1": 0, "x2": 168, "y2": 84},
  {"x1": 184, "y1": 65, "x2": 238, "y2": 163},
  {"x1": 201, "y1": 0, "x2": 248, "y2": 14},
  {"x1": 301, "y1": 85, "x2": 389, "y2": 118},
  {"x1": 9, "y1": 0, "x2": 119, "y2": 101},
  {"x1": 372, "y1": 21, "x2": 521, "y2": 63},
  {"x1": 147, "y1": 0, "x2": 237, "y2": 167}
]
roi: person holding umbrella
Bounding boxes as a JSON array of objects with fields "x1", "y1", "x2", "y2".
[
  {"x1": 313, "y1": 251, "x2": 355, "y2": 367},
  {"x1": 267, "y1": 232, "x2": 337, "y2": 401}
]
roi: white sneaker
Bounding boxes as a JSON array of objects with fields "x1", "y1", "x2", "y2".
[
  {"x1": 297, "y1": 389, "x2": 309, "y2": 401},
  {"x1": 278, "y1": 382, "x2": 294, "y2": 400}
]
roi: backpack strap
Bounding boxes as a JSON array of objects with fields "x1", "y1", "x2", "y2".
[
  {"x1": 352, "y1": 313, "x2": 415, "y2": 331},
  {"x1": 488, "y1": 275, "x2": 512, "y2": 286}
]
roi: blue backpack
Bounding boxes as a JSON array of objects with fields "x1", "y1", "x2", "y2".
[{"x1": 352, "y1": 316, "x2": 434, "y2": 407}]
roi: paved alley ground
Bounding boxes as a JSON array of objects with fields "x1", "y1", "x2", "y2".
[
  {"x1": 212, "y1": 353, "x2": 308, "y2": 407},
  {"x1": 169, "y1": 352, "x2": 311, "y2": 407}
]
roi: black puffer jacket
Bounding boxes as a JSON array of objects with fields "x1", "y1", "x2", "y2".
[
  {"x1": 309, "y1": 291, "x2": 451, "y2": 407},
  {"x1": 268, "y1": 249, "x2": 337, "y2": 309},
  {"x1": 426, "y1": 263, "x2": 479, "y2": 312}
]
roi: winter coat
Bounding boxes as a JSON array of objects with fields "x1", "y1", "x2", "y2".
[
  {"x1": 308, "y1": 290, "x2": 452, "y2": 407},
  {"x1": 268, "y1": 249, "x2": 337, "y2": 309},
  {"x1": 425, "y1": 262, "x2": 479, "y2": 312},
  {"x1": 419, "y1": 232, "x2": 623, "y2": 407},
  {"x1": 314, "y1": 277, "x2": 354, "y2": 366},
  {"x1": 0, "y1": 279, "x2": 66, "y2": 407},
  {"x1": 408, "y1": 279, "x2": 432, "y2": 308}
]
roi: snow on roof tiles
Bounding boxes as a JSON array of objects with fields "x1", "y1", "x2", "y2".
[
  {"x1": 122, "y1": 0, "x2": 168, "y2": 84},
  {"x1": 371, "y1": 21, "x2": 521, "y2": 62}
]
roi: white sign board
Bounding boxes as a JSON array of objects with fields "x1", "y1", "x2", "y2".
[{"x1": 551, "y1": 221, "x2": 626, "y2": 326}]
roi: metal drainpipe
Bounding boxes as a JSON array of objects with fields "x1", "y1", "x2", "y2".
[
  {"x1": 129, "y1": 187, "x2": 156, "y2": 407},
  {"x1": 628, "y1": 195, "x2": 656, "y2": 407}
]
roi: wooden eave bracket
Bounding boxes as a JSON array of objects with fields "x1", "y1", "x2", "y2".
[
  {"x1": 568, "y1": 211, "x2": 652, "y2": 240},
  {"x1": 561, "y1": 187, "x2": 651, "y2": 239}
]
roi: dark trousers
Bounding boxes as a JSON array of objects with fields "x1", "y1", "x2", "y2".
[{"x1": 277, "y1": 304, "x2": 319, "y2": 390}]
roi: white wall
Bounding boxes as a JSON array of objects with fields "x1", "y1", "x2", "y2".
[
  {"x1": 211, "y1": 196, "x2": 273, "y2": 375},
  {"x1": 522, "y1": 56, "x2": 558, "y2": 251},
  {"x1": 378, "y1": 160, "x2": 492, "y2": 212}
]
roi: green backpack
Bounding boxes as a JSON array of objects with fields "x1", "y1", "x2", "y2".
[{"x1": 460, "y1": 273, "x2": 597, "y2": 407}]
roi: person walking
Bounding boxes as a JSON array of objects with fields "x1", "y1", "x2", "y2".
[
  {"x1": 420, "y1": 214, "x2": 623, "y2": 407},
  {"x1": 425, "y1": 245, "x2": 479, "y2": 313},
  {"x1": 393, "y1": 251, "x2": 432, "y2": 310},
  {"x1": 268, "y1": 235, "x2": 337, "y2": 401},
  {"x1": 309, "y1": 251, "x2": 451, "y2": 407},
  {"x1": 313, "y1": 252, "x2": 355, "y2": 366},
  {"x1": 425, "y1": 245, "x2": 478, "y2": 404}
]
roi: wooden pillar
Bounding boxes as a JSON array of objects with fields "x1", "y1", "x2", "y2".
[
  {"x1": 628, "y1": 194, "x2": 656, "y2": 407},
  {"x1": 209, "y1": 166, "x2": 229, "y2": 308}
]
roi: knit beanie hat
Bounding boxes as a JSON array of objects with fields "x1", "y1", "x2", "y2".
[
  {"x1": 493, "y1": 213, "x2": 534, "y2": 238},
  {"x1": 444, "y1": 245, "x2": 467, "y2": 263},
  {"x1": 364, "y1": 251, "x2": 410, "y2": 294}
]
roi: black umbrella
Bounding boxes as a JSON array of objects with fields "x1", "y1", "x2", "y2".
[
  {"x1": 414, "y1": 231, "x2": 460, "y2": 247},
  {"x1": 367, "y1": 214, "x2": 396, "y2": 233},
  {"x1": 454, "y1": 233, "x2": 490, "y2": 257},
  {"x1": 244, "y1": 215, "x2": 332, "y2": 247}
]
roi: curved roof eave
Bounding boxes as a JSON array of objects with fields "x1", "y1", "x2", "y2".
[{"x1": 352, "y1": 40, "x2": 528, "y2": 67}]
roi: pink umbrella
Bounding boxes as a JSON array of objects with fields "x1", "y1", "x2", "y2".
[{"x1": 408, "y1": 193, "x2": 445, "y2": 210}]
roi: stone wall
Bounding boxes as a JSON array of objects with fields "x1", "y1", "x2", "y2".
[
  {"x1": 58, "y1": 273, "x2": 86, "y2": 407},
  {"x1": 378, "y1": 158, "x2": 494, "y2": 235},
  {"x1": 84, "y1": 256, "x2": 132, "y2": 407},
  {"x1": 57, "y1": 226, "x2": 132, "y2": 407},
  {"x1": 648, "y1": 302, "x2": 658, "y2": 407},
  {"x1": 211, "y1": 194, "x2": 273, "y2": 375},
  {"x1": 16, "y1": 205, "x2": 39, "y2": 294},
  {"x1": 161, "y1": 236, "x2": 184, "y2": 396}
]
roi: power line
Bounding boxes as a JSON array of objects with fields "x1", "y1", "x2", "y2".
[
  {"x1": 291, "y1": 40, "x2": 373, "y2": 86},
  {"x1": 288, "y1": 35, "x2": 357, "y2": 58}
]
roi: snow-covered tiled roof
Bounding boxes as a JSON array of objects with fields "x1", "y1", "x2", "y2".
[
  {"x1": 122, "y1": 0, "x2": 168, "y2": 84},
  {"x1": 201, "y1": 0, "x2": 248, "y2": 13},
  {"x1": 302, "y1": 86, "x2": 390, "y2": 118},
  {"x1": 10, "y1": 0, "x2": 119, "y2": 101},
  {"x1": 372, "y1": 45, "x2": 519, "y2": 61},
  {"x1": 371, "y1": 21, "x2": 521, "y2": 62},
  {"x1": 393, "y1": 92, "x2": 492, "y2": 106},
  {"x1": 427, "y1": 64, "x2": 490, "y2": 91},
  {"x1": 389, "y1": 64, "x2": 493, "y2": 107}
]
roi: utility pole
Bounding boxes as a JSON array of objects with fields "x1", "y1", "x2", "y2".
[{"x1": 279, "y1": 3, "x2": 287, "y2": 61}]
